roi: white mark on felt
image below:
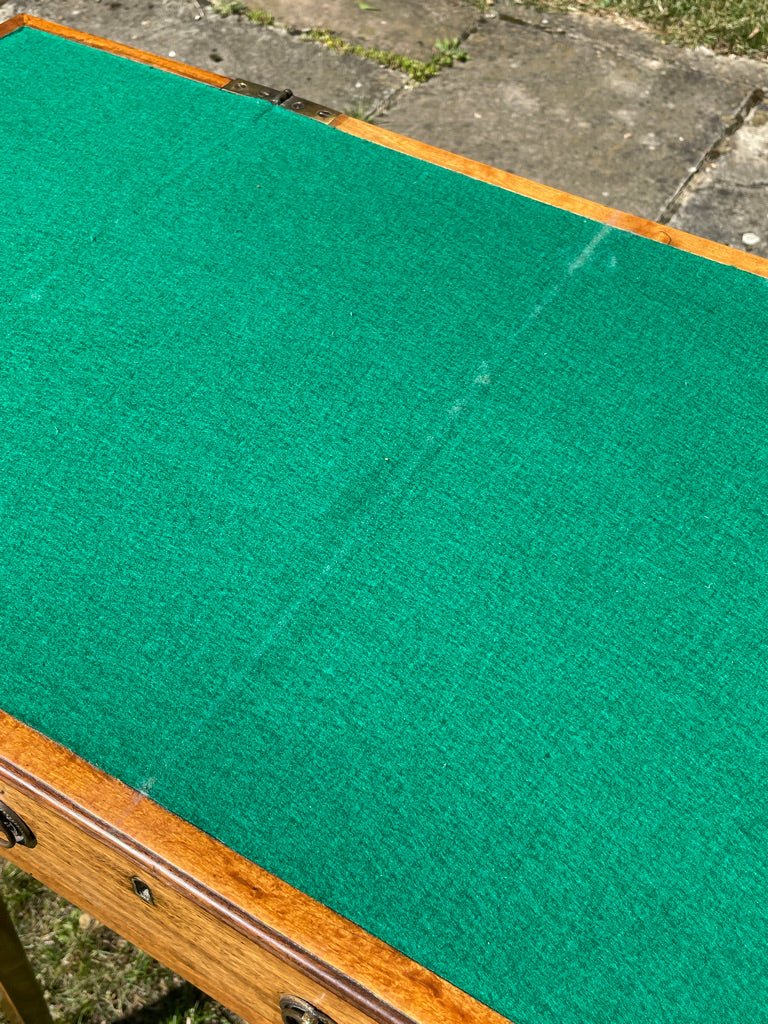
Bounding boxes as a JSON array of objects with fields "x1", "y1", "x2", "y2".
[
  {"x1": 568, "y1": 225, "x2": 611, "y2": 274},
  {"x1": 474, "y1": 359, "x2": 491, "y2": 385}
]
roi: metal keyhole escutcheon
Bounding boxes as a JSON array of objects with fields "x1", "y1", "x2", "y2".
[
  {"x1": 280, "y1": 996, "x2": 338, "y2": 1024},
  {"x1": 0, "y1": 799, "x2": 37, "y2": 849}
]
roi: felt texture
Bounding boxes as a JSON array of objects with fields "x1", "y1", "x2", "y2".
[{"x1": 1, "y1": 25, "x2": 768, "y2": 1024}]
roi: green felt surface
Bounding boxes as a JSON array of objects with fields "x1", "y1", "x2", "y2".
[{"x1": 2, "y1": 24, "x2": 768, "y2": 1024}]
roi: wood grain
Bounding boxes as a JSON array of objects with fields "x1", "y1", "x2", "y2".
[
  {"x1": 14, "y1": 14, "x2": 230, "y2": 87},
  {"x1": 0, "y1": 14, "x2": 24, "y2": 41},
  {"x1": 8, "y1": 12, "x2": 768, "y2": 282},
  {"x1": 0, "y1": 776, "x2": 377, "y2": 1024},
  {"x1": 0, "y1": 18, "x2": 756, "y2": 1024},
  {"x1": 0, "y1": 714, "x2": 510, "y2": 1024},
  {"x1": 333, "y1": 115, "x2": 768, "y2": 279},
  {"x1": 0, "y1": 21, "x2": 506, "y2": 1024}
]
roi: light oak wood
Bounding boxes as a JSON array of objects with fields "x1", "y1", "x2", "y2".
[
  {"x1": 332, "y1": 115, "x2": 768, "y2": 279},
  {"x1": 12, "y1": 14, "x2": 230, "y2": 87},
  {"x1": 0, "y1": 19, "x2": 509, "y2": 1024},
  {"x1": 0, "y1": 714, "x2": 509, "y2": 1024},
  {"x1": 0, "y1": 893, "x2": 53, "y2": 1024},
  {"x1": 5, "y1": 13, "x2": 768, "y2": 279},
  {"x1": 1, "y1": 15, "x2": 767, "y2": 1024},
  {"x1": 0, "y1": 13, "x2": 24, "y2": 41}
]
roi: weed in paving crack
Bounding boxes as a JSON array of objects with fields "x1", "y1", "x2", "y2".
[
  {"x1": 306, "y1": 30, "x2": 468, "y2": 82},
  {"x1": 212, "y1": 2, "x2": 275, "y2": 26}
]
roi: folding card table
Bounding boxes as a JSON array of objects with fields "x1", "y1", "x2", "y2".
[{"x1": 1, "y1": 15, "x2": 767, "y2": 1024}]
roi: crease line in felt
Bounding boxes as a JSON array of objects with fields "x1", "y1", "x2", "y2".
[{"x1": 140, "y1": 223, "x2": 613, "y2": 796}]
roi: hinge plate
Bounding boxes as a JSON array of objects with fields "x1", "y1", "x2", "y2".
[
  {"x1": 224, "y1": 79, "x2": 287, "y2": 102},
  {"x1": 223, "y1": 78, "x2": 340, "y2": 123},
  {"x1": 280, "y1": 94, "x2": 339, "y2": 123}
]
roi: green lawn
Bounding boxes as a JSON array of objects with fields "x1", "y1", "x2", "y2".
[
  {"x1": 523, "y1": 0, "x2": 768, "y2": 57},
  {"x1": 0, "y1": 864, "x2": 233, "y2": 1024}
]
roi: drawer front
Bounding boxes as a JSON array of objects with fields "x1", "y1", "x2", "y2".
[
  {"x1": 0, "y1": 774, "x2": 399, "y2": 1024},
  {"x1": 0, "y1": 713, "x2": 504, "y2": 1024}
]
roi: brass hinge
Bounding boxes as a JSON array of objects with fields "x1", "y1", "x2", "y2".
[{"x1": 223, "y1": 79, "x2": 340, "y2": 123}]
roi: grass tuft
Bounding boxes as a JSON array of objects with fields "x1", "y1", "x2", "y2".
[
  {"x1": 306, "y1": 30, "x2": 468, "y2": 82},
  {"x1": 519, "y1": 0, "x2": 768, "y2": 57},
  {"x1": 0, "y1": 863, "x2": 233, "y2": 1024},
  {"x1": 343, "y1": 104, "x2": 379, "y2": 123},
  {"x1": 212, "y1": 2, "x2": 275, "y2": 26}
]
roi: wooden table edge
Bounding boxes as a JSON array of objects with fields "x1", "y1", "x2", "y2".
[
  {"x1": 0, "y1": 14, "x2": 764, "y2": 1023},
  {"x1": 3, "y1": 12, "x2": 767, "y2": 280},
  {"x1": 0, "y1": 713, "x2": 510, "y2": 1024},
  {"x1": 331, "y1": 116, "x2": 768, "y2": 278},
  {"x1": 2, "y1": 13, "x2": 230, "y2": 85},
  {"x1": 0, "y1": 18, "x2": 510, "y2": 1024}
]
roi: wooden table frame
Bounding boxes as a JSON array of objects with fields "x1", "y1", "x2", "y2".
[{"x1": 1, "y1": 14, "x2": 767, "y2": 1024}]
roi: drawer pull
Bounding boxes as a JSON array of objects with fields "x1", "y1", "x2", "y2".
[
  {"x1": 280, "y1": 995, "x2": 338, "y2": 1024},
  {"x1": 0, "y1": 799, "x2": 37, "y2": 849}
]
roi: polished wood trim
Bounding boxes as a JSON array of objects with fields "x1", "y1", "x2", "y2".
[
  {"x1": 9, "y1": 11, "x2": 768, "y2": 280},
  {"x1": 0, "y1": 17, "x2": 757, "y2": 1022},
  {"x1": 333, "y1": 115, "x2": 768, "y2": 279},
  {"x1": 0, "y1": 21, "x2": 500, "y2": 1024},
  {"x1": 0, "y1": 772, "x2": 384, "y2": 1024},
  {"x1": 12, "y1": 14, "x2": 231, "y2": 87},
  {"x1": 0, "y1": 893, "x2": 53, "y2": 1024},
  {"x1": 0, "y1": 13, "x2": 25, "y2": 41},
  {"x1": 0, "y1": 713, "x2": 509, "y2": 1024}
]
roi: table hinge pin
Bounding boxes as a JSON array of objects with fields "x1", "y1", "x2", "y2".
[{"x1": 222, "y1": 78, "x2": 340, "y2": 123}]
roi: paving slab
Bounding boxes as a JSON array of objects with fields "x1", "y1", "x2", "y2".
[
  {"x1": 254, "y1": 0, "x2": 482, "y2": 62},
  {"x1": 3, "y1": 0, "x2": 766, "y2": 257},
  {"x1": 668, "y1": 100, "x2": 768, "y2": 258},
  {"x1": 380, "y1": 5, "x2": 768, "y2": 220},
  {"x1": 0, "y1": 0, "x2": 403, "y2": 115}
]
